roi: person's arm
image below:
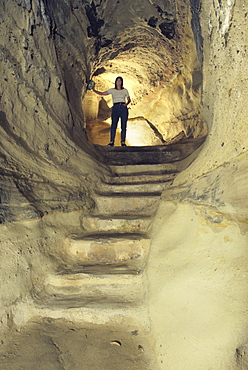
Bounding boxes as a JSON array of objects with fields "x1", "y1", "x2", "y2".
[
  {"x1": 92, "y1": 87, "x2": 109, "y2": 96},
  {"x1": 124, "y1": 96, "x2": 131, "y2": 107}
]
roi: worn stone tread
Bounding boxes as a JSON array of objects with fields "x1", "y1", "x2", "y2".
[
  {"x1": 80, "y1": 216, "x2": 152, "y2": 237},
  {"x1": 68, "y1": 232, "x2": 150, "y2": 240},
  {"x1": 95, "y1": 180, "x2": 172, "y2": 195},
  {"x1": 93, "y1": 194, "x2": 160, "y2": 216},
  {"x1": 33, "y1": 273, "x2": 146, "y2": 308},
  {"x1": 94, "y1": 137, "x2": 206, "y2": 165},
  {"x1": 104, "y1": 174, "x2": 176, "y2": 186},
  {"x1": 109, "y1": 163, "x2": 179, "y2": 175},
  {"x1": 55, "y1": 233, "x2": 150, "y2": 275}
]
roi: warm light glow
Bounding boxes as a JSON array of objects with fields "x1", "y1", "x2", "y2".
[
  {"x1": 126, "y1": 118, "x2": 163, "y2": 146},
  {"x1": 83, "y1": 55, "x2": 207, "y2": 146},
  {"x1": 83, "y1": 67, "x2": 164, "y2": 146}
]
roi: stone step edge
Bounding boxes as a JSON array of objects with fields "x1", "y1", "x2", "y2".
[
  {"x1": 109, "y1": 168, "x2": 179, "y2": 177},
  {"x1": 43, "y1": 272, "x2": 146, "y2": 282},
  {"x1": 94, "y1": 190, "x2": 162, "y2": 197},
  {"x1": 66, "y1": 232, "x2": 150, "y2": 241},
  {"x1": 12, "y1": 298, "x2": 150, "y2": 329},
  {"x1": 100, "y1": 175, "x2": 176, "y2": 184},
  {"x1": 32, "y1": 273, "x2": 147, "y2": 308},
  {"x1": 94, "y1": 194, "x2": 161, "y2": 200},
  {"x1": 12, "y1": 300, "x2": 151, "y2": 330},
  {"x1": 91, "y1": 210, "x2": 158, "y2": 218},
  {"x1": 81, "y1": 216, "x2": 152, "y2": 234},
  {"x1": 83, "y1": 214, "x2": 152, "y2": 220}
]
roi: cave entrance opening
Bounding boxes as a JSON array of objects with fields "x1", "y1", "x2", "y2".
[
  {"x1": 81, "y1": 1, "x2": 208, "y2": 149},
  {"x1": 82, "y1": 57, "x2": 207, "y2": 148}
]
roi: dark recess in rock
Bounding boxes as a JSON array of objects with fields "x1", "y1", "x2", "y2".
[
  {"x1": 93, "y1": 38, "x2": 102, "y2": 54},
  {"x1": 156, "y1": 5, "x2": 164, "y2": 15},
  {"x1": 85, "y1": 3, "x2": 104, "y2": 38},
  {"x1": 122, "y1": 42, "x2": 136, "y2": 52},
  {"x1": 155, "y1": 5, "x2": 175, "y2": 21},
  {"x1": 106, "y1": 49, "x2": 122, "y2": 61},
  {"x1": 17, "y1": 0, "x2": 32, "y2": 12},
  {"x1": 101, "y1": 38, "x2": 113, "y2": 47},
  {"x1": 93, "y1": 67, "x2": 106, "y2": 76},
  {"x1": 189, "y1": 0, "x2": 203, "y2": 67},
  {"x1": 159, "y1": 21, "x2": 175, "y2": 39},
  {"x1": 148, "y1": 16, "x2": 158, "y2": 28}
]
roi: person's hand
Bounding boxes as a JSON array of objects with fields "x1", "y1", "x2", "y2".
[{"x1": 87, "y1": 80, "x2": 95, "y2": 91}]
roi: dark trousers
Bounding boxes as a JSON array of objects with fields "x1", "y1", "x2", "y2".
[{"x1": 110, "y1": 104, "x2": 128, "y2": 143}]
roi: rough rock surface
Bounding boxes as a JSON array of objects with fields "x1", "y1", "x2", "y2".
[
  {"x1": 147, "y1": 1, "x2": 248, "y2": 368},
  {"x1": 0, "y1": 0, "x2": 247, "y2": 369},
  {"x1": 83, "y1": 0, "x2": 207, "y2": 144}
]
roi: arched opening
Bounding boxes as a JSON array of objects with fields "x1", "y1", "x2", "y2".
[{"x1": 82, "y1": 0, "x2": 207, "y2": 148}]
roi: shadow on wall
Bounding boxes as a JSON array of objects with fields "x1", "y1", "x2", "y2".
[{"x1": 98, "y1": 98, "x2": 112, "y2": 121}]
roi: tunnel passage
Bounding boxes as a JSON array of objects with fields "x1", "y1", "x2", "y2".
[
  {"x1": 82, "y1": 0, "x2": 207, "y2": 147},
  {"x1": 1, "y1": 1, "x2": 248, "y2": 369},
  {"x1": 0, "y1": 0, "x2": 208, "y2": 224},
  {"x1": 0, "y1": 1, "x2": 207, "y2": 368}
]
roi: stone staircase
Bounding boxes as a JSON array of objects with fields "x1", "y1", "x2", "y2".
[{"x1": 33, "y1": 138, "x2": 205, "y2": 310}]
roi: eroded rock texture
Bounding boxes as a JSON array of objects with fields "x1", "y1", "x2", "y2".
[
  {"x1": 148, "y1": 1, "x2": 248, "y2": 368},
  {"x1": 0, "y1": 0, "x2": 247, "y2": 369},
  {"x1": 83, "y1": 0, "x2": 207, "y2": 145},
  {"x1": 0, "y1": 0, "x2": 112, "y2": 225}
]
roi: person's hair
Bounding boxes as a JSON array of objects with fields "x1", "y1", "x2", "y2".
[{"x1": 115, "y1": 76, "x2": 124, "y2": 89}]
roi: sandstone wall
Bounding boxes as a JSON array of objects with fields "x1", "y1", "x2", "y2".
[
  {"x1": 0, "y1": 0, "x2": 109, "y2": 347},
  {"x1": 0, "y1": 0, "x2": 247, "y2": 369},
  {"x1": 0, "y1": 0, "x2": 107, "y2": 222},
  {"x1": 148, "y1": 1, "x2": 248, "y2": 368}
]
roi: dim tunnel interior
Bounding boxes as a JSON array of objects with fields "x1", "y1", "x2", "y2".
[
  {"x1": 1, "y1": 0, "x2": 248, "y2": 369},
  {"x1": 0, "y1": 0, "x2": 208, "y2": 224},
  {"x1": 0, "y1": 1, "x2": 226, "y2": 369},
  {"x1": 80, "y1": 0, "x2": 208, "y2": 166}
]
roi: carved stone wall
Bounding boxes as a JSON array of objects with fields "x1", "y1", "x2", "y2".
[{"x1": 0, "y1": 0, "x2": 247, "y2": 369}]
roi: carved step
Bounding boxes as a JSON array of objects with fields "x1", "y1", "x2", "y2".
[
  {"x1": 32, "y1": 273, "x2": 146, "y2": 309},
  {"x1": 95, "y1": 180, "x2": 173, "y2": 195},
  {"x1": 55, "y1": 234, "x2": 150, "y2": 275},
  {"x1": 94, "y1": 137, "x2": 206, "y2": 165},
  {"x1": 104, "y1": 173, "x2": 176, "y2": 186},
  {"x1": 95, "y1": 145, "x2": 182, "y2": 165},
  {"x1": 98, "y1": 148, "x2": 181, "y2": 165},
  {"x1": 93, "y1": 194, "x2": 160, "y2": 217},
  {"x1": 109, "y1": 163, "x2": 179, "y2": 176},
  {"x1": 82, "y1": 215, "x2": 152, "y2": 234}
]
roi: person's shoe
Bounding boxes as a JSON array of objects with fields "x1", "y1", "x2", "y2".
[
  {"x1": 121, "y1": 142, "x2": 127, "y2": 146},
  {"x1": 107, "y1": 142, "x2": 114, "y2": 146}
]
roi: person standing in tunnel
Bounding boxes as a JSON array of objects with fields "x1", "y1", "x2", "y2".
[{"x1": 92, "y1": 76, "x2": 131, "y2": 146}]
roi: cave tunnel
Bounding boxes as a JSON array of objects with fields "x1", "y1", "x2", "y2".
[
  {"x1": 1, "y1": 0, "x2": 248, "y2": 369},
  {"x1": 82, "y1": 0, "x2": 208, "y2": 148}
]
